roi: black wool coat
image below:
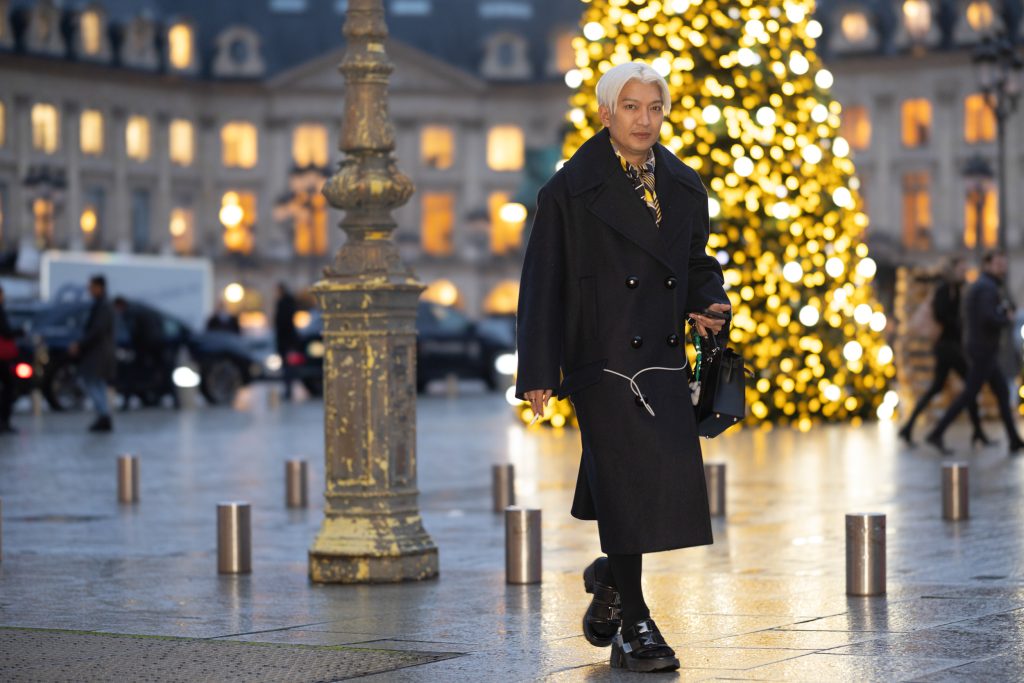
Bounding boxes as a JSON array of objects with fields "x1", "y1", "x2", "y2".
[{"x1": 515, "y1": 128, "x2": 729, "y2": 555}]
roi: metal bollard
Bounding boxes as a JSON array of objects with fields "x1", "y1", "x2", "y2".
[
  {"x1": 267, "y1": 388, "x2": 281, "y2": 409},
  {"x1": 217, "y1": 502, "x2": 252, "y2": 574},
  {"x1": 492, "y1": 464, "x2": 515, "y2": 513},
  {"x1": 505, "y1": 506, "x2": 541, "y2": 584},
  {"x1": 1, "y1": 497, "x2": 4, "y2": 562},
  {"x1": 117, "y1": 455, "x2": 140, "y2": 504},
  {"x1": 704, "y1": 462, "x2": 726, "y2": 517},
  {"x1": 846, "y1": 513, "x2": 885, "y2": 596},
  {"x1": 285, "y1": 460, "x2": 308, "y2": 508},
  {"x1": 942, "y1": 463, "x2": 969, "y2": 521}
]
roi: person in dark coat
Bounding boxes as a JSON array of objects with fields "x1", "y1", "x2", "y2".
[
  {"x1": 114, "y1": 297, "x2": 175, "y2": 409},
  {"x1": 0, "y1": 285, "x2": 21, "y2": 434},
  {"x1": 206, "y1": 303, "x2": 241, "y2": 334},
  {"x1": 926, "y1": 250, "x2": 1024, "y2": 455},
  {"x1": 70, "y1": 275, "x2": 116, "y2": 432},
  {"x1": 515, "y1": 62, "x2": 731, "y2": 674},
  {"x1": 898, "y1": 257, "x2": 990, "y2": 446},
  {"x1": 274, "y1": 282, "x2": 300, "y2": 400}
]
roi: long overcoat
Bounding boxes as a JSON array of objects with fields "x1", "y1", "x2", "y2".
[
  {"x1": 78, "y1": 297, "x2": 117, "y2": 382},
  {"x1": 515, "y1": 128, "x2": 729, "y2": 555}
]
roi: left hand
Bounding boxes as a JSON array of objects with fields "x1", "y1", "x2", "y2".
[{"x1": 689, "y1": 303, "x2": 731, "y2": 338}]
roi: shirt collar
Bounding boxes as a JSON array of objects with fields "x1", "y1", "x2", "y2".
[{"x1": 611, "y1": 140, "x2": 656, "y2": 175}]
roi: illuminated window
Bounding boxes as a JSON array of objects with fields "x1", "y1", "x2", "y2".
[
  {"x1": 294, "y1": 192, "x2": 328, "y2": 256},
  {"x1": 901, "y1": 171, "x2": 932, "y2": 250},
  {"x1": 222, "y1": 121, "x2": 258, "y2": 168},
  {"x1": 220, "y1": 191, "x2": 256, "y2": 254},
  {"x1": 168, "y1": 23, "x2": 193, "y2": 70},
  {"x1": 82, "y1": 187, "x2": 104, "y2": 249},
  {"x1": 81, "y1": 10, "x2": 102, "y2": 55},
  {"x1": 965, "y1": 94, "x2": 996, "y2": 144},
  {"x1": 840, "y1": 105, "x2": 871, "y2": 150},
  {"x1": 0, "y1": 101, "x2": 5, "y2": 147},
  {"x1": 80, "y1": 109, "x2": 104, "y2": 155},
  {"x1": 125, "y1": 115, "x2": 150, "y2": 161},
  {"x1": 487, "y1": 125, "x2": 524, "y2": 171},
  {"x1": 169, "y1": 207, "x2": 195, "y2": 254},
  {"x1": 33, "y1": 198, "x2": 55, "y2": 249},
  {"x1": 31, "y1": 103, "x2": 59, "y2": 153},
  {"x1": 901, "y1": 99, "x2": 932, "y2": 147},
  {"x1": 292, "y1": 124, "x2": 328, "y2": 168},
  {"x1": 421, "y1": 192, "x2": 455, "y2": 255},
  {"x1": 169, "y1": 118, "x2": 194, "y2": 166},
  {"x1": 420, "y1": 126, "x2": 454, "y2": 169},
  {"x1": 841, "y1": 11, "x2": 870, "y2": 43},
  {"x1": 489, "y1": 191, "x2": 525, "y2": 254},
  {"x1": 422, "y1": 279, "x2": 462, "y2": 307},
  {"x1": 484, "y1": 280, "x2": 520, "y2": 315},
  {"x1": 964, "y1": 187, "x2": 998, "y2": 249},
  {"x1": 549, "y1": 30, "x2": 576, "y2": 75}
]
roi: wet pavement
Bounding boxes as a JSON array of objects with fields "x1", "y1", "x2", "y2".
[{"x1": 1, "y1": 385, "x2": 1023, "y2": 681}]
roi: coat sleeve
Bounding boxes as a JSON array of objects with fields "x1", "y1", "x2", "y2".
[
  {"x1": 79, "y1": 304, "x2": 112, "y2": 353},
  {"x1": 684, "y1": 193, "x2": 728, "y2": 314},
  {"x1": 972, "y1": 281, "x2": 1008, "y2": 329},
  {"x1": 515, "y1": 185, "x2": 565, "y2": 400}
]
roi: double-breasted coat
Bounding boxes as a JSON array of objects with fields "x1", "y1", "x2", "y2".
[{"x1": 515, "y1": 128, "x2": 729, "y2": 555}]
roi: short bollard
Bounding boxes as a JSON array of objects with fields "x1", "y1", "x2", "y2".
[
  {"x1": 704, "y1": 462, "x2": 726, "y2": 517},
  {"x1": 267, "y1": 388, "x2": 281, "y2": 409},
  {"x1": 492, "y1": 463, "x2": 515, "y2": 513},
  {"x1": 846, "y1": 513, "x2": 885, "y2": 596},
  {"x1": 217, "y1": 502, "x2": 252, "y2": 574},
  {"x1": 505, "y1": 506, "x2": 541, "y2": 584},
  {"x1": 942, "y1": 462, "x2": 969, "y2": 521},
  {"x1": 117, "y1": 455, "x2": 140, "y2": 504},
  {"x1": 285, "y1": 460, "x2": 308, "y2": 508},
  {"x1": 1, "y1": 497, "x2": 4, "y2": 562}
]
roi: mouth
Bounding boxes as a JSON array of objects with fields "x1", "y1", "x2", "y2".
[{"x1": 632, "y1": 132, "x2": 652, "y2": 140}]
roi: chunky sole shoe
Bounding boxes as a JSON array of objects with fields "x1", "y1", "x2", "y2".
[
  {"x1": 582, "y1": 559, "x2": 621, "y2": 647},
  {"x1": 610, "y1": 637, "x2": 680, "y2": 673},
  {"x1": 609, "y1": 619, "x2": 680, "y2": 673}
]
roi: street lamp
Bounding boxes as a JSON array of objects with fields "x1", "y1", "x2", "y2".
[
  {"x1": 963, "y1": 154, "x2": 995, "y2": 257},
  {"x1": 973, "y1": 33, "x2": 1023, "y2": 249},
  {"x1": 22, "y1": 165, "x2": 66, "y2": 250},
  {"x1": 273, "y1": 163, "x2": 330, "y2": 265},
  {"x1": 902, "y1": 0, "x2": 932, "y2": 44}
]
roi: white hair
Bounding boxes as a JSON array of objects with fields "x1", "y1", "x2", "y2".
[{"x1": 596, "y1": 62, "x2": 672, "y2": 115}]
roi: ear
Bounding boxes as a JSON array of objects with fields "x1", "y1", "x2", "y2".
[{"x1": 598, "y1": 105, "x2": 611, "y2": 128}]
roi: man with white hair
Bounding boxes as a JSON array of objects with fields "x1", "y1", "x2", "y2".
[{"x1": 516, "y1": 61, "x2": 731, "y2": 673}]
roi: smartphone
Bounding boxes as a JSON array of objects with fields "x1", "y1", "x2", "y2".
[{"x1": 698, "y1": 309, "x2": 731, "y2": 321}]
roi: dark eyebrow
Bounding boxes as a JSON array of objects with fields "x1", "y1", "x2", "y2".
[{"x1": 621, "y1": 98, "x2": 663, "y2": 105}]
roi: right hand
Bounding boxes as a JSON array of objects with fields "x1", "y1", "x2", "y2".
[{"x1": 523, "y1": 389, "x2": 553, "y2": 418}]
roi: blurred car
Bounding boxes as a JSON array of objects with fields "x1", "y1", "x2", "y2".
[
  {"x1": 292, "y1": 302, "x2": 516, "y2": 396},
  {"x1": 9, "y1": 299, "x2": 266, "y2": 410}
]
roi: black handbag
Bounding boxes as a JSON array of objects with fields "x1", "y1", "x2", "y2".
[{"x1": 689, "y1": 328, "x2": 746, "y2": 438}]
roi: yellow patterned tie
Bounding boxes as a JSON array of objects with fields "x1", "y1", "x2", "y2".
[{"x1": 619, "y1": 151, "x2": 662, "y2": 227}]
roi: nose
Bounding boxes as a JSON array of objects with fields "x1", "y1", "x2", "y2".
[{"x1": 639, "y1": 108, "x2": 650, "y2": 126}]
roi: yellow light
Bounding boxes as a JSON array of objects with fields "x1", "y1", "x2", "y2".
[
  {"x1": 854, "y1": 304, "x2": 873, "y2": 325},
  {"x1": 551, "y1": 413, "x2": 567, "y2": 429},
  {"x1": 293, "y1": 310, "x2": 312, "y2": 329},
  {"x1": 224, "y1": 283, "x2": 245, "y2": 304},
  {"x1": 878, "y1": 345, "x2": 894, "y2": 365},
  {"x1": 870, "y1": 312, "x2": 887, "y2": 332},
  {"x1": 583, "y1": 22, "x2": 605, "y2": 40},
  {"x1": 80, "y1": 207, "x2": 97, "y2": 234},
  {"x1": 422, "y1": 279, "x2": 461, "y2": 307},
  {"x1": 843, "y1": 341, "x2": 863, "y2": 362},
  {"x1": 702, "y1": 105, "x2": 722, "y2": 124},
  {"x1": 799, "y1": 305, "x2": 819, "y2": 326},
  {"x1": 565, "y1": 70, "x2": 584, "y2": 88},
  {"x1": 815, "y1": 68, "x2": 833, "y2": 88},
  {"x1": 219, "y1": 203, "x2": 243, "y2": 229},
  {"x1": 499, "y1": 202, "x2": 528, "y2": 224},
  {"x1": 856, "y1": 257, "x2": 877, "y2": 279},
  {"x1": 783, "y1": 262, "x2": 803, "y2": 283}
]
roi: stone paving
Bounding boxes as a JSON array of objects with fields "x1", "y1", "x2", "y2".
[{"x1": 0, "y1": 385, "x2": 1023, "y2": 681}]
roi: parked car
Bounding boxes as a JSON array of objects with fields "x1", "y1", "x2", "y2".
[
  {"x1": 9, "y1": 299, "x2": 265, "y2": 410},
  {"x1": 292, "y1": 302, "x2": 516, "y2": 396}
]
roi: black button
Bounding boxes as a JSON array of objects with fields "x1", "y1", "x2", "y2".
[
  {"x1": 630, "y1": 336, "x2": 643, "y2": 349},
  {"x1": 666, "y1": 334, "x2": 679, "y2": 347},
  {"x1": 626, "y1": 276, "x2": 640, "y2": 289},
  {"x1": 664, "y1": 276, "x2": 678, "y2": 289}
]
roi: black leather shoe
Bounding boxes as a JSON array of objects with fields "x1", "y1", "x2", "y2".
[
  {"x1": 88, "y1": 416, "x2": 113, "y2": 433},
  {"x1": 971, "y1": 430, "x2": 997, "y2": 448},
  {"x1": 897, "y1": 425, "x2": 915, "y2": 447},
  {"x1": 610, "y1": 618, "x2": 679, "y2": 673},
  {"x1": 582, "y1": 557, "x2": 621, "y2": 647},
  {"x1": 924, "y1": 432, "x2": 952, "y2": 455},
  {"x1": 1009, "y1": 439, "x2": 1024, "y2": 456}
]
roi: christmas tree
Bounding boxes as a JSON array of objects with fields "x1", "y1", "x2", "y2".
[{"x1": 520, "y1": 0, "x2": 896, "y2": 431}]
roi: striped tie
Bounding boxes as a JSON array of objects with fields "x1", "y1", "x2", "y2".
[{"x1": 619, "y1": 153, "x2": 662, "y2": 227}]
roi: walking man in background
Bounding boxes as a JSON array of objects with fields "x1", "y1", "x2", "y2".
[
  {"x1": 70, "y1": 275, "x2": 116, "y2": 432},
  {"x1": 926, "y1": 250, "x2": 1023, "y2": 455},
  {"x1": 274, "y1": 282, "x2": 299, "y2": 401}
]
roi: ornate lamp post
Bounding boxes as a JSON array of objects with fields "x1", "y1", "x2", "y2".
[
  {"x1": 963, "y1": 154, "x2": 995, "y2": 257},
  {"x1": 308, "y1": 0, "x2": 438, "y2": 583},
  {"x1": 22, "y1": 165, "x2": 66, "y2": 250}
]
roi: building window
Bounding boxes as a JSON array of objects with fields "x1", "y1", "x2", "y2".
[
  {"x1": 31, "y1": 103, "x2": 60, "y2": 153},
  {"x1": 841, "y1": 11, "x2": 870, "y2": 43},
  {"x1": 220, "y1": 191, "x2": 256, "y2": 254},
  {"x1": 421, "y1": 192, "x2": 455, "y2": 255},
  {"x1": 965, "y1": 94, "x2": 996, "y2": 144},
  {"x1": 901, "y1": 171, "x2": 932, "y2": 250},
  {"x1": 80, "y1": 109, "x2": 104, "y2": 155},
  {"x1": 270, "y1": 0, "x2": 308, "y2": 10},
  {"x1": 481, "y1": 32, "x2": 531, "y2": 79},
  {"x1": 169, "y1": 119, "x2": 194, "y2": 166},
  {"x1": 421, "y1": 126, "x2": 455, "y2": 169},
  {"x1": 170, "y1": 207, "x2": 195, "y2": 254},
  {"x1": 131, "y1": 189, "x2": 151, "y2": 252},
  {"x1": 489, "y1": 192, "x2": 525, "y2": 254},
  {"x1": 840, "y1": 105, "x2": 871, "y2": 150},
  {"x1": 292, "y1": 124, "x2": 328, "y2": 168},
  {"x1": 294, "y1": 192, "x2": 328, "y2": 256},
  {"x1": 901, "y1": 99, "x2": 932, "y2": 147},
  {"x1": 484, "y1": 280, "x2": 520, "y2": 314},
  {"x1": 964, "y1": 187, "x2": 998, "y2": 249},
  {"x1": 222, "y1": 122, "x2": 258, "y2": 168},
  {"x1": 392, "y1": 0, "x2": 432, "y2": 14},
  {"x1": 81, "y1": 187, "x2": 105, "y2": 249},
  {"x1": 487, "y1": 125, "x2": 524, "y2": 171},
  {"x1": 480, "y1": 1, "x2": 533, "y2": 19},
  {"x1": 33, "y1": 198, "x2": 55, "y2": 249},
  {"x1": 550, "y1": 30, "x2": 576, "y2": 75},
  {"x1": 168, "y1": 23, "x2": 193, "y2": 70},
  {"x1": 81, "y1": 10, "x2": 102, "y2": 55},
  {"x1": 125, "y1": 116, "x2": 151, "y2": 161}
]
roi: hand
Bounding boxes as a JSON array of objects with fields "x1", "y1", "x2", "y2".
[
  {"x1": 523, "y1": 389, "x2": 553, "y2": 418},
  {"x1": 689, "y1": 303, "x2": 732, "y2": 338},
  {"x1": 68, "y1": 342, "x2": 79, "y2": 357}
]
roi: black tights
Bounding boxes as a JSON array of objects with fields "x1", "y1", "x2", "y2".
[{"x1": 606, "y1": 554, "x2": 649, "y2": 625}]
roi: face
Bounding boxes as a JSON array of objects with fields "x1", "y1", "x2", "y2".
[
  {"x1": 988, "y1": 254, "x2": 1008, "y2": 278},
  {"x1": 599, "y1": 79, "x2": 665, "y2": 165},
  {"x1": 89, "y1": 282, "x2": 103, "y2": 299},
  {"x1": 953, "y1": 260, "x2": 967, "y2": 281}
]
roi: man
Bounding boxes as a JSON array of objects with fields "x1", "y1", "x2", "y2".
[
  {"x1": 113, "y1": 297, "x2": 173, "y2": 409},
  {"x1": 0, "y1": 285, "x2": 21, "y2": 434},
  {"x1": 898, "y1": 257, "x2": 990, "y2": 447},
  {"x1": 70, "y1": 275, "x2": 116, "y2": 432},
  {"x1": 516, "y1": 62, "x2": 731, "y2": 673},
  {"x1": 206, "y1": 303, "x2": 241, "y2": 334},
  {"x1": 274, "y1": 282, "x2": 299, "y2": 401},
  {"x1": 926, "y1": 250, "x2": 1024, "y2": 455}
]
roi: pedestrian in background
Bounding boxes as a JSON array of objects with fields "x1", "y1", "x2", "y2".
[
  {"x1": 926, "y1": 250, "x2": 1024, "y2": 455},
  {"x1": 113, "y1": 297, "x2": 174, "y2": 409},
  {"x1": 516, "y1": 62, "x2": 731, "y2": 673},
  {"x1": 70, "y1": 275, "x2": 116, "y2": 433},
  {"x1": 206, "y1": 303, "x2": 241, "y2": 334},
  {"x1": 898, "y1": 256, "x2": 990, "y2": 447},
  {"x1": 274, "y1": 282, "x2": 299, "y2": 401},
  {"x1": 0, "y1": 285, "x2": 20, "y2": 434}
]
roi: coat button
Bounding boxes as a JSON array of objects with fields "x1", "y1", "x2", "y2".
[
  {"x1": 666, "y1": 334, "x2": 679, "y2": 347},
  {"x1": 625, "y1": 276, "x2": 640, "y2": 289},
  {"x1": 664, "y1": 276, "x2": 678, "y2": 289},
  {"x1": 630, "y1": 336, "x2": 643, "y2": 349}
]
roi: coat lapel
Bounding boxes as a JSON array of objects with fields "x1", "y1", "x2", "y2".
[{"x1": 654, "y1": 144, "x2": 706, "y2": 251}]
